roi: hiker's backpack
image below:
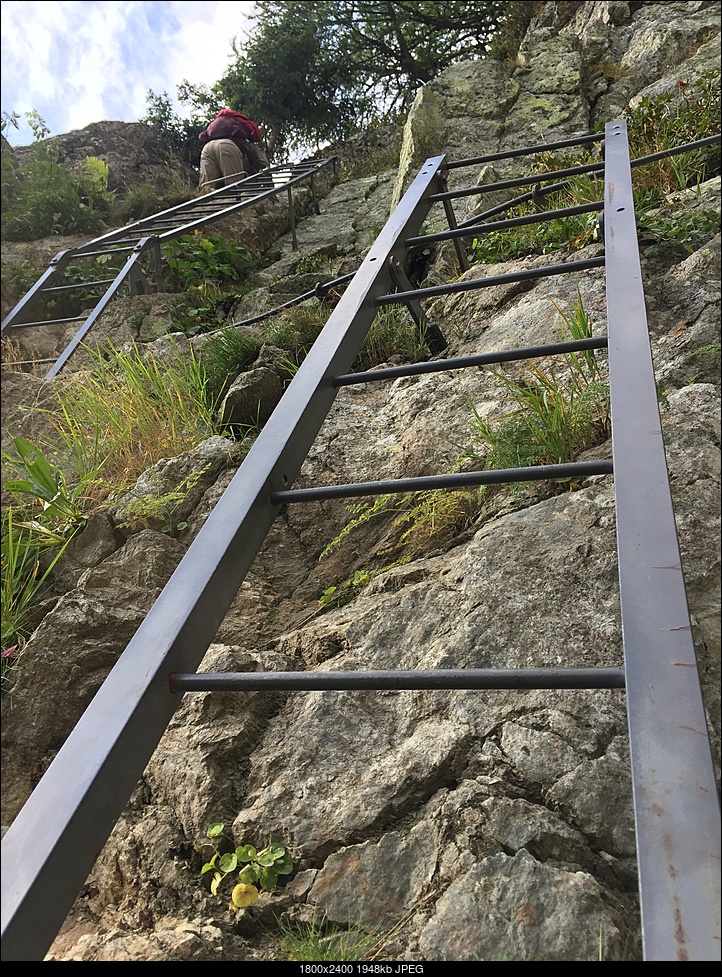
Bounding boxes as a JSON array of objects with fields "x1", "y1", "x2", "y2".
[{"x1": 232, "y1": 112, "x2": 262, "y2": 143}]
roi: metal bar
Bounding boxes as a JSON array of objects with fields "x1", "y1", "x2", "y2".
[
  {"x1": 387, "y1": 256, "x2": 447, "y2": 353},
  {"x1": 288, "y1": 184, "x2": 298, "y2": 250},
  {"x1": 444, "y1": 132, "x2": 605, "y2": 170},
  {"x1": 64, "y1": 246, "x2": 136, "y2": 258},
  {"x1": 66, "y1": 158, "x2": 337, "y2": 254},
  {"x1": 40, "y1": 279, "x2": 116, "y2": 293},
  {"x1": 333, "y1": 337, "x2": 608, "y2": 386},
  {"x1": 430, "y1": 160, "x2": 605, "y2": 202},
  {"x1": 225, "y1": 272, "x2": 357, "y2": 331},
  {"x1": 199, "y1": 168, "x2": 248, "y2": 188},
  {"x1": 9, "y1": 316, "x2": 87, "y2": 328},
  {"x1": 375, "y1": 257, "x2": 606, "y2": 305},
  {"x1": 44, "y1": 239, "x2": 155, "y2": 379},
  {"x1": 7, "y1": 358, "x2": 57, "y2": 366},
  {"x1": 457, "y1": 180, "x2": 570, "y2": 229},
  {"x1": 630, "y1": 133, "x2": 720, "y2": 170},
  {"x1": 271, "y1": 460, "x2": 613, "y2": 504},
  {"x1": 436, "y1": 169, "x2": 470, "y2": 272},
  {"x1": 603, "y1": 119, "x2": 720, "y2": 961},
  {"x1": 451, "y1": 134, "x2": 719, "y2": 234},
  {"x1": 1, "y1": 251, "x2": 71, "y2": 332},
  {"x1": 406, "y1": 201, "x2": 604, "y2": 247},
  {"x1": 169, "y1": 667, "x2": 626, "y2": 693},
  {"x1": 0, "y1": 155, "x2": 448, "y2": 962}
]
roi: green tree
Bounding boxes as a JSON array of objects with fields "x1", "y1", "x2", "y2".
[
  {"x1": 218, "y1": 0, "x2": 518, "y2": 153},
  {"x1": 142, "y1": 2, "x2": 530, "y2": 161}
]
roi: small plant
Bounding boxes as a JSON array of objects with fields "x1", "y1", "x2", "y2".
[
  {"x1": 277, "y1": 913, "x2": 383, "y2": 962},
  {"x1": 624, "y1": 70, "x2": 721, "y2": 193},
  {"x1": 318, "y1": 568, "x2": 375, "y2": 610},
  {"x1": 461, "y1": 292, "x2": 609, "y2": 485},
  {"x1": 199, "y1": 823, "x2": 293, "y2": 909},
  {"x1": 203, "y1": 328, "x2": 263, "y2": 398},
  {"x1": 264, "y1": 303, "x2": 329, "y2": 362},
  {"x1": 317, "y1": 482, "x2": 481, "y2": 602},
  {"x1": 357, "y1": 306, "x2": 430, "y2": 368},
  {"x1": 114, "y1": 466, "x2": 210, "y2": 535},
  {"x1": 294, "y1": 253, "x2": 335, "y2": 275},
  {"x1": 2, "y1": 435, "x2": 95, "y2": 532},
  {"x1": 638, "y1": 208, "x2": 720, "y2": 259},
  {"x1": 1, "y1": 508, "x2": 70, "y2": 684},
  {"x1": 35, "y1": 339, "x2": 222, "y2": 507},
  {"x1": 1, "y1": 142, "x2": 114, "y2": 241},
  {"x1": 162, "y1": 232, "x2": 254, "y2": 293}
]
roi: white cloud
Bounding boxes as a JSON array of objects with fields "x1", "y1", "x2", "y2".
[{"x1": 1, "y1": 0, "x2": 256, "y2": 145}]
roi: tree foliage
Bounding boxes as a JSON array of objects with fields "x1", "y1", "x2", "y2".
[
  {"x1": 142, "y1": 1, "x2": 530, "y2": 161},
  {"x1": 218, "y1": 1, "x2": 511, "y2": 152}
]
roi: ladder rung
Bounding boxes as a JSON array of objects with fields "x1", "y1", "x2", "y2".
[
  {"x1": 405, "y1": 200, "x2": 604, "y2": 247},
  {"x1": 376, "y1": 257, "x2": 606, "y2": 306},
  {"x1": 41, "y1": 279, "x2": 115, "y2": 293},
  {"x1": 6, "y1": 358, "x2": 58, "y2": 366},
  {"x1": 72, "y1": 247, "x2": 137, "y2": 258},
  {"x1": 271, "y1": 460, "x2": 613, "y2": 504},
  {"x1": 334, "y1": 337, "x2": 609, "y2": 386},
  {"x1": 169, "y1": 667, "x2": 626, "y2": 692},
  {"x1": 444, "y1": 131, "x2": 605, "y2": 170},
  {"x1": 10, "y1": 316, "x2": 87, "y2": 328},
  {"x1": 430, "y1": 159, "x2": 605, "y2": 202}
]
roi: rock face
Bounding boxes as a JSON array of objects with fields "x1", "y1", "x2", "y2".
[
  {"x1": 1, "y1": 1, "x2": 720, "y2": 963},
  {"x1": 10, "y1": 121, "x2": 196, "y2": 195}
]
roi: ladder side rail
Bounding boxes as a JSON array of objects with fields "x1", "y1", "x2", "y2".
[
  {"x1": 0, "y1": 251, "x2": 73, "y2": 331},
  {"x1": 0, "y1": 155, "x2": 446, "y2": 963},
  {"x1": 603, "y1": 119, "x2": 721, "y2": 961},
  {"x1": 44, "y1": 239, "x2": 157, "y2": 379}
]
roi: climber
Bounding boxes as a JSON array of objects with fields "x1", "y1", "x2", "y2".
[{"x1": 197, "y1": 108, "x2": 270, "y2": 191}]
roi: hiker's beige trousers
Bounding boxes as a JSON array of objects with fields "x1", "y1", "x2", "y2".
[{"x1": 198, "y1": 138, "x2": 246, "y2": 190}]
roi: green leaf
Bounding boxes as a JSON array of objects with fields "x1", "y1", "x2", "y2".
[
  {"x1": 236, "y1": 844, "x2": 257, "y2": 862},
  {"x1": 210, "y1": 872, "x2": 223, "y2": 896},
  {"x1": 207, "y1": 822, "x2": 225, "y2": 838},
  {"x1": 255, "y1": 849, "x2": 277, "y2": 867},
  {"x1": 259, "y1": 867, "x2": 278, "y2": 890},
  {"x1": 238, "y1": 864, "x2": 259, "y2": 885},
  {"x1": 219, "y1": 852, "x2": 238, "y2": 873}
]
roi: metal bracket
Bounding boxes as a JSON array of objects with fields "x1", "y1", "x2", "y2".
[
  {"x1": 436, "y1": 169, "x2": 470, "y2": 274},
  {"x1": 386, "y1": 255, "x2": 448, "y2": 353}
]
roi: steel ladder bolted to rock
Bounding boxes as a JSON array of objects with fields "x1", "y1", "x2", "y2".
[
  {"x1": 1, "y1": 122, "x2": 720, "y2": 961},
  {"x1": 0, "y1": 158, "x2": 337, "y2": 377}
]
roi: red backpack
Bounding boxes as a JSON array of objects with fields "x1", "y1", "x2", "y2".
[{"x1": 216, "y1": 108, "x2": 262, "y2": 143}]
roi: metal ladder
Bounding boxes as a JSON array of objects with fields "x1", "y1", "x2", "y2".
[
  {"x1": 1, "y1": 121, "x2": 719, "y2": 961},
  {"x1": 0, "y1": 158, "x2": 337, "y2": 377}
]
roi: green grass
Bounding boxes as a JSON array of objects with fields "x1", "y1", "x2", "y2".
[
  {"x1": 276, "y1": 914, "x2": 385, "y2": 962},
  {"x1": 1, "y1": 508, "x2": 72, "y2": 683},
  {"x1": 32, "y1": 339, "x2": 223, "y2": 508}
]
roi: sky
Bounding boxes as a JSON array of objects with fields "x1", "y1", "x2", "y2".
[{"x1": 1, "y1": 0, "x2": 257, "y2": 146}]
